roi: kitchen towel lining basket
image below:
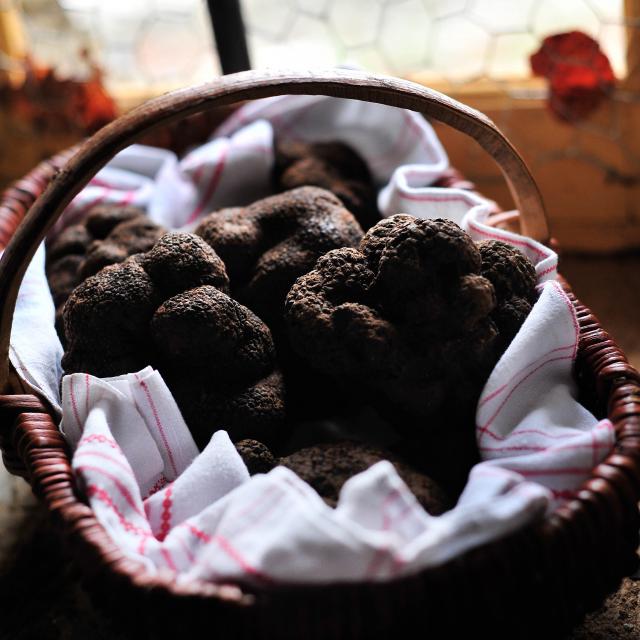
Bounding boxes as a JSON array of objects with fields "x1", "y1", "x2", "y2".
[{"x1": 0, "y1": 70, "x2": 639, "y2": 638}]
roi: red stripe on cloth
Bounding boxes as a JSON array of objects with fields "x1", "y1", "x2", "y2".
[
  {"x1": 366, "y1": 484, "x2": 420, "y2": 580},
  {"x1": 78, "y1": 433, "x2": 119, "y2": 449},
  {"x1": 478, "y1": 355, "x2": 575, "y2": 440},
  {"x1": 87, "y1": 177, "x2": 138, "y2": 205},
  {"x1": 517, "y1": 466, "x2": 596, "y2": 477},
  {"x1": 186, "y1": 145, "x2": 229, "y2": 224},
  {"x1": 161, "y1": 548, "x2": 177, "y2": 571},
  {"x1": 75, "y1": 186, "x2": 110, "y2": 218},
  {"x1": 89, "y1": 177, "x2": 124, "y2": 190},
  {"x1": 230, "y1": 491, "x2": 287, "y2": 540},
  {"x1": 157, "y1": 485, "x2": 174, "y2": 542},
  {"x1": 381, "y1": 488, "x2": 403, "y2": 531},
  {"x1": 186, "y1": 523, "x2": 210, "y2": 543},
  {"x1": 224, "y1": 484, "x2": 279, "y2": 532},
  {"x1": 77, "y1": 465, "x2": 144, "y2": 518},
  {"x1": 553, "y1": 281, "x2": 580, "y2": 359},
  {"x1": 70, "y1": 377, "x2": 83, "y2": 431},
  {"x1": 135, "y1": 374, "x2": 178, "y2": 477},
  {"x1": 537, "y1": 263, "x2": 558, "y2": 277},
  {"x1": 382, "y1": 490, "x2": 416, "y2": 533},
  {"x1": 398, "y1": 192, "x2": 473, "y2": 203},
  {"x1": 478, "y1": 343, "x2": 576, "y2": 409},
  {"x1": 467, "y1": 218, "x2": 548, "y2": 259},
  {"x1": 366, "y1": 544, "x2": 393, "y2": 579},
  {"x1": 74, "y1": 449, "x2": 137, "y2": 478},
  {"x1": 84, "y1": 374, "x2": 90, "y2": 415},
  {"x1": 176, "y1": 534, "x2": 195, "y2": 564},
  {"x1": 145, "y1": 475, "x2": 169, "y2": 498},
  {"x1": 480, "y1": 438, "x2": 613, "y2": 454},
  {"x1": 120, "y1": 188, "x2": 136, "y2": 206},
  {"x1": 87, "y1": 484, "x2": 151, "y2": 539},
  {"x1": 183, "y1": 524, "x2": 272, "y2": 583},
  {"x1": 213, "y1": 535, "x2": 273, "y2": 584}
]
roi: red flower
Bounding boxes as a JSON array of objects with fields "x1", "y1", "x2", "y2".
[{"x1": 530, "y1": 31, "x2": 615, "y2": 122}]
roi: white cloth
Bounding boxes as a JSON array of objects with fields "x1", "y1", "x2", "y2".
[
  {"x1": 8, "y1": 94, "x2": 613, "y2": 585},
  {"x1": 8, "y1": 243, "x2": 63, "y2": 410}
]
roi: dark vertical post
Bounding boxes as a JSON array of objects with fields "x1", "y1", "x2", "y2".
[{"x1": 206, "y1": 0, "x2": 251, "y2": 74}]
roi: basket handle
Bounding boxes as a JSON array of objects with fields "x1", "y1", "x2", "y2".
[{"x1": 0, "y1": 69, "x2": 548, "y2": 392}]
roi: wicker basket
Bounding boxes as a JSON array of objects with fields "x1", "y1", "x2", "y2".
[{"x1": 0, "y1": 70, "x2": 639, "y2": 639}]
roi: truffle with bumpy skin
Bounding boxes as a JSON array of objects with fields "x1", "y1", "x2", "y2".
[
  {"x1": 62, "y1": 232, "x2": 287, "y2": 448},
  {"x1": 273, "y1": 140, "x2": 379, "y2": 229},
  {"x1": 46, "y1": 204, "x2": 152, "y2": 335},
  {"x1": 84, "y1": 204, "x2": 145, "y2": 239},
  {"x1": 141, "y1": 233, "x2": 230, "y2": 298},
  {"x1": 477, "y1": 240, "x2": 538, "y2": 349},
  {"x1": 151, "y1": 285, "x2": 286, "y2": 447},
  {"x1": 235, "y1": 439, "x2": 278, "y2": 475},
  {"x1": 62, "y1": 256, "x2": 159, "y2": 377},
  {"x1": 151, "y1": 285, "x2": 274, "y2": 379},
  {"x1": 195, "y1": 186, "x2": 364, "y2": 328},
  {"x1": 166, "y1": 370, "x2": 286, "y2": 450},
  {"x1": 48, "y1": 254, "x2": 85, "y2": 309},
  {"x1": 284, "y1": 214, "x2": 502, "y2": 423},
  {"x1": 46, "y1": 224, "x2": 93, "y2": 263},
  {"x1": 80, "y1": 217, "x2": 166, "y2": 279},
  {"x1": 279, "y1": 441, "x2": 450, "y2": 513}
]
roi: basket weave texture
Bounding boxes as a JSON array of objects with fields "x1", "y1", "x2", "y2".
[{"x1": 0, "y1": 71, "x2": 639, "y2": 639}]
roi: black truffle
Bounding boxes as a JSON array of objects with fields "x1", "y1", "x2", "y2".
[
  {"x1": 62, "y1": 257, "x2": 159, "y2": 377},
  {"x1": 46, "y1": 225, "x2": 93, "y2": 263},
  {"x1": 280, "y1": 441, "x2": 451, "y2": 514},
  {"x1": 150, "y1": 285, "x2": 274, "y2": 381},
  {"x1": 284, "y1": 215, "x2": 500, "y2": 422},
  {"x1": 165, "y1": 370, "x2": 286, "y2": 450},
  {"x1": 477, "y1": 240, "x2": 537, "y2": 349},
  {"x1": 141, "y1": 232, "x2": 230, "y2": 299},
  {"x1": 81, "y1": 217, "x2": 166, "y2": 279},
  {"x1": 85, "y1": 204, "x2": 146, "y2": 240},
  {"x1": 62, "y1": 232, "x2": 287, "y2": 449},
  {"x1": 195, "y1": 186, "x2": 364, "y2": 328},
  {"x1": 274, "y1": 140, "x2": 380, "y2": 229},
  {"x1": 45, "y1": 204, "x2": 156, "y2": 335},
  {"x1": 235, "y1": 439, "x2": 277, "y2": 475}
]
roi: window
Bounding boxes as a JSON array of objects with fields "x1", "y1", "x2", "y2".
[{"x1": 12, "y1": 0, "x2": 640, "y2": 250}]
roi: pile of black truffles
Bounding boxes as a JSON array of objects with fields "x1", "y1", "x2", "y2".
[
  {"x1": 47, "y1": 204, "x2": 165, "y2": 340},
  {"x1": 51, "y1": 142, "x2": 539, "y2": 508},
  {"x1": 273, "y1": 140, "x2": 379, "y2": 230},
  {"x1": 284, "y1": 215, "x2": 536, "y2": 424},
  {"x1": 195, "y1": 186, "x2": 364, "y2": 328},
  {"x1": 61, "y1": 232, "x2": 286, "y2": 449}
]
